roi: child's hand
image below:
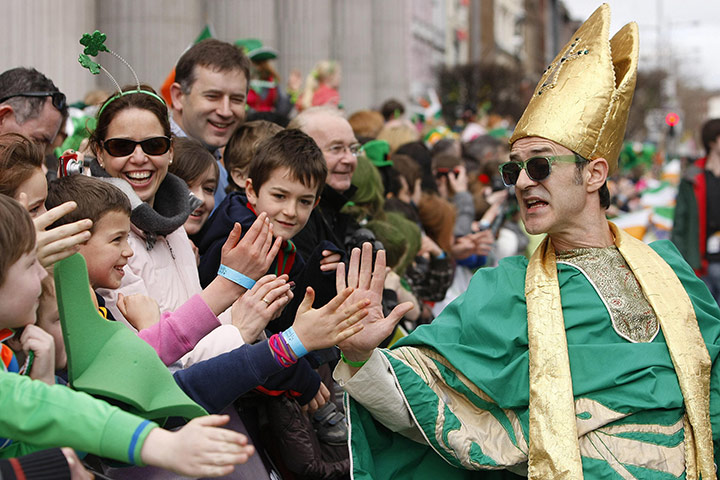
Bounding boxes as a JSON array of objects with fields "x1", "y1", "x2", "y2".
[
  {"x1": 220, "y1": 213, "x2": 282, "y2": 283},
  {"x1": 231, "y1": 274, "x2": 292, "y2": 343},
  {"x1": 140, "y1": 415, "x2": 254, "y2": 477},
  {"x1": 291, "y1": 286, "x2": 368, "y2": 353},
  {"x1": 301, "y1": 382, "x2": 330, "y2": 414},
  {"x1": 21, "y1": 198, "x2": 92, "y2": 267},
  {"x1": 117, "y1": 293, "x2": 161, "y2": 331},
  {"x1": 319, "y1": 250, "x2": 342, "y2": 272},
  {"x1": 61, "y1": 447, "x2": 94, "y2": 480},
  {"x1": 20, "y1": 324, "x2": 56, "y2": 385}
]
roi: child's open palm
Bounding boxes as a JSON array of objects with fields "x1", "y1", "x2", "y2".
[{"x1": 291, "y1": 285, "x2": 368, "y2": 353}]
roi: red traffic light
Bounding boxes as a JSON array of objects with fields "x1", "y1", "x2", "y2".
[{"x1": 665, "y1": 112, "x2": 679, "y2": 127}]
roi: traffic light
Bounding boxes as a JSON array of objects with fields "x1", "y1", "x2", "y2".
[
  {"x1": 665, "y1": 112, "x2": 679, "y2": 137},
  {"x1": 665, "y1": 112, "x2": 679, "y2": 127}
]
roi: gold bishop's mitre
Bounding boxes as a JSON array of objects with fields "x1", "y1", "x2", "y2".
[{"x1": 509, "y1": 3, "x2": 638, "y2": 174}]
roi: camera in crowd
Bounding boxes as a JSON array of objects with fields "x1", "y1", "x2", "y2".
[{"x1": 59, "y1": 152, "x2": 89, "y2": 177}]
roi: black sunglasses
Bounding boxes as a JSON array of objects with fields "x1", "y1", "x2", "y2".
[
  {"x1": 0, "y1": 91, "x2": 66, "y2": 112},
  {"x1": 498, "y1": 154, "x2": 584, "y2": 186},
  {"x1": 102, "y1": 137, "x2": 172, "y2": 157}
]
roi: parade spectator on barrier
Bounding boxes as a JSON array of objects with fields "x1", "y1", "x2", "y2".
[
  {"x1": 169, "y1": 39, "x2": 250, "y2": 207},
  {"x1": 167, "y1": 137, "x2": 219, "y2": 255},
  {"x1": 289, "y1": 107, "x2": 360, "y2": 262},
  {"x1": 0, "y1": 68, "x2": 66, "y2": 151}
]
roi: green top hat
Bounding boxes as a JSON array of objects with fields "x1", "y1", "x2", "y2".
[{"x1": 234, "y1": 38, "x2": 278, "y2": 62}]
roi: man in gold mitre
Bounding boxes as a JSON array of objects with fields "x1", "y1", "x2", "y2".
[{"x1": 331, "y1": 4, "x2": 720, "y2": 479}]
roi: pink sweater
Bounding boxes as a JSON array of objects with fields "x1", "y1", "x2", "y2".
[{"x1": 137, "y1": 294, "x2": 220, "y2": 366}]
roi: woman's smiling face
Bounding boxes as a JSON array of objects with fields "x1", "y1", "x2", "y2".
[{"x1": 98, "y1": 108, "x2": 172, "y2": 206}]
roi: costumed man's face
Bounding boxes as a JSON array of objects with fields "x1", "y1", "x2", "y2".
[
  {"x1": 511, "y1": 137, "x2": 589, "y2": 237},
  {"x1": 172, "y1": 65, "x2": 248, "y2": 150}
]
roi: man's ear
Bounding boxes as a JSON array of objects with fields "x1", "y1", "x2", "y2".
[
  {"x1": 245, "y1": 178, "x2": 257, "y2": 206},
  {"x1": 313, "y1": 196, "x2": 321, "y2": 208},
  {"x1": 0, "y1": 104, "x2": 17, "y2": 128},
  {"x1": 169, "y1": 82, "x2": 184, "y2": 113},
  {"x1": 586, "y1": 158, "x2": 609, "y2": 194}
]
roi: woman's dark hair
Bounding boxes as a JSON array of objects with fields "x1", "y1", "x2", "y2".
[{"x1": 89, "y1": 85, "x2": 171, "y2": 155}]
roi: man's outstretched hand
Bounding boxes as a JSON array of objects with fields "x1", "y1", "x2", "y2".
[{"x1": 336, "y1": 243, "x2": 413, "y2": 365}]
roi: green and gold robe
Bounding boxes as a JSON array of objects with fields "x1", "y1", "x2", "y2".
[{"x1": 345, "y1": 240, "x2": 720, "y2": 479}]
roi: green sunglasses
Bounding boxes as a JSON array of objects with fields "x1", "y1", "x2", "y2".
[{"x1": 498, "y1": 153, "x2": 585, "y2": 186}]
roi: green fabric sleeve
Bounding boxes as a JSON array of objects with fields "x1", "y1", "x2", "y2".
[{"x1": 0, "y1": 372, "x2": 158, "y2": 464}]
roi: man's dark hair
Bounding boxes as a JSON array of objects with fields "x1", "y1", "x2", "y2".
[
  {"x1": 0, "y1": 67, "x2": 67, "y2": 123},
  {"x1": 380, "y1": 99, "x2": 405, "y2": 122},
  {"x1": 701, "y1": 118, "x2": 720, "y2": 155},
  {"x1": 174, "y1": 39, "x2": 251, "y2": 94},
  {"x1": 46, "y1": 175, "x2": 131, "y2": 232},
  {"x1": 248, "y1": 129, "x2": 327, "y2": 197}
]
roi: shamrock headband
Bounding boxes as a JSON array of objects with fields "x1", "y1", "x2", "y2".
[{"x1": 77, "y1": 31, "x2": 166, "y2": 117}]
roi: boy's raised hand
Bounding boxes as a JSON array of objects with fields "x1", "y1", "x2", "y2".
[
  {"x1": 140, "y1": 414, "x2": 254, "y2": 477},
  {"x1": 291, "y1": 285, "x2": 369, "y2": 353},
  {"x1": 220, "y1": 213, "x2": 282, "y2": 281},
  {"x1": 18, "y1": 196, "x2": 92, "y2": 267},
  {"x1": 231, "y1": 274, "x2": 293, "y2": 343},
  {"x1": 336, "y1": 243, "x2": 414, "y2": 364}
]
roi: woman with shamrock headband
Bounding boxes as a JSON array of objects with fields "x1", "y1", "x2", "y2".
[{"x1": 76, "y1": 31, "x2": 288, "y2": 359}]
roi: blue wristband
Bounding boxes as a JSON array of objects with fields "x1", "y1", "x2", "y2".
[
  {"x1": 217, "y1": 264, "x2": 256, "y2": 290},
  {"x1": 282, "y1": 326, "x2": 308, "y2": 358}
]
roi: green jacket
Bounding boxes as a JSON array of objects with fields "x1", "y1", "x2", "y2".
[
  {"x1": 348, "y1": 240, "x2": 720, "y2": 479},
  {"x1": 0, "y1": 372, "x2": 157, "y2": 464}
]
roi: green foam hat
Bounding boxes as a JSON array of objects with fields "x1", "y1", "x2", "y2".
[
  {"x1": 361, "y1": 140, "x2": 392, "y2": 167},
  {"x1": 54, "y1": 254, "x2": 207, "y2": 422},
  {"x1": 234, "y1": 38, "x2": 278, "y2": 62}
]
